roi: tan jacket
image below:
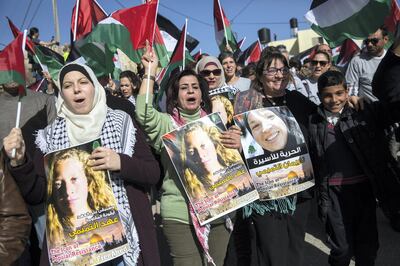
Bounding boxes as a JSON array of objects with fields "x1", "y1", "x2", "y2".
[{"x1": 0, "y1": 153, "x2": 31, "y2": 266}]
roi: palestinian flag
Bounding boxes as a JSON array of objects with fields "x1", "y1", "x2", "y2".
[
  {"x1": 7, "y1": 17, "x2": 35, "y2": 54},
  {"x1": 384, "y1": 0, "x2": 400, "y2": 34},
  {"x1": 192, "y1": 49, "x2": 202, "y2": 62},
  {"x1": 71, "y1": 0, "x2": 107, "y2": 41},
  {"x1": 111, "y1": 0, "x2": 168, "y2": 67},
  {"x1": 157, "y1": 14, "x2": 199, "y2": 53},
  {"x1": 7, "y1": 17, "x2": 64, "y2": 81},
  {"x1": 154, "y1": 25, "x2": 170, "y2": 67},
  {"x1": 77, "y1": 41, "x2": 115, "y2": 78},
  {"x1": 213, "y1": 0, "x2": 239, "y2": 53},
  {"x1": 336, "y1": 39, "x2": 361, "y2": 67},
  {"x1": 156, "y1": 21, "x2": 194, "y2": 108},
  {"x1": 0, "y1": 33, "x2": 26, "y2": 94},
  {"x1": 33, "y1": 45, "x2": 64, "y2": 80},
  {"x1": 305, "y1": 0, "x2": 393, "y2": 47},
  {"x1": 238, "y1": 41, "x2": 261, "y2": 66},
  {"x1": 75, "y1": 17, "x2": 137, "y2": 63}
]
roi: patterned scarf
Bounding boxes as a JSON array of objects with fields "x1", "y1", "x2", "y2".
[
  {"x1": 36, "y1": 108, "x2": 140, "y2": 266},
  {"x1": 208, "y1": 84, "x2": 240, "y2": 99},
  {"x1": 170, "y1": 107, "x2": 233, "y2": 266}
]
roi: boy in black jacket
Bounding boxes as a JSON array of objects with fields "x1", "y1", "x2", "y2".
[{"x1": 308, "y1": 70, "x2": 400, "y2": 266}]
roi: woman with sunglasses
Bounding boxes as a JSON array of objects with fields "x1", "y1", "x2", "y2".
[
  {"x1": 196, "y1": 56, "x2": 239, "y2": 125},
  {"x1": 234, "y1": 51, "x2": 317, "y2": 266},
  {"x1": 302, "y1": 51, "x2": 332, "y2": 105}
]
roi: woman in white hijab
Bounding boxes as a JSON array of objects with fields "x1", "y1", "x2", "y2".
[
  {"x1": 4, "y1": 62, "x2": 161, "y2": 266},
  {"x1": 196, "y1": 56, "x2": 239, "y2": 125}
]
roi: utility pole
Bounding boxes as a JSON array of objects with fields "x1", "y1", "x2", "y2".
[{"x1": 52, "y1": 0, "x2": 60, "y2": 43}]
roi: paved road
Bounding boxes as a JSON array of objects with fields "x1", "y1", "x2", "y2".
[
  {"x1": 304, "y1": 202, "x2": 400, "y2": 266},
  {"x1": 155, "y1": 201, "x2": 400, "y2": 266}
]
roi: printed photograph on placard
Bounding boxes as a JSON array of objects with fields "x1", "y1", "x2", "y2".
[
  {"x1": 162, "y1": 113, "x2": 259, "y2": 225},
  {"x1": 234, "y1": 107, "x2": 315, "y2": 200},
  {"x1": 44, "y1": 139, "x2": 129, "y2": 265}
]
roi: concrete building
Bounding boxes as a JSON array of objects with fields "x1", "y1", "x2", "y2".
[
  {"x1": 267, "y1": 29, "x2": 323, "y2": 56},
  {"x1": 267, "y1": 28, "x2": 363, "y2": 57}
]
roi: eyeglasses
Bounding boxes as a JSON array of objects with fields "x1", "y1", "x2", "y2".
[
  {"x1": 364, "y1": 38, "x2": 381, "y2": 45},
  {"x1": 311, "y1": 60, "x2": 329, "y2": 67},
  {"x1": 262, "y1": 67, "x2": 289, "y2": 76},
  {"x1": 200, "y1": 69, "x2": 222, "y2": 77}
]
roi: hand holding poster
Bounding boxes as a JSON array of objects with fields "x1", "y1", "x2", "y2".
[
  {"x1": 44, "y1": 140, "x2": 129, "y2": 265},
  {"x1": 234, "y1": 107, "x2": 315, "y2": 200},
  {"x1": 162, "y1": 113, "x2": 259, "y2": 225}
]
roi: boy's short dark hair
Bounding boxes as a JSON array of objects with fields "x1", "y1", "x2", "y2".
[{"x1": 317, "y1": 70, "x2": 347, "y2": 93}]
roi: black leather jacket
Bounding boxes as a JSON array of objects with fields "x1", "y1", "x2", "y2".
[{"x1": 0, "y1": 152, "x2": 31, "y2": 265}]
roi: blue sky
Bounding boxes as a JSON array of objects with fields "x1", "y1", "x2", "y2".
[{"x1": 0, "y1": 0, "x2": 312, "y2": 55}]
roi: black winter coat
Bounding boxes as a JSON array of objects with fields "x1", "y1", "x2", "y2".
[{"x1": 308, "y1": 103, "x2": 400, "y2": 214}]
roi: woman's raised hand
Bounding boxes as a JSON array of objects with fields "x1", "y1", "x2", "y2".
[
  {"x1": 89, "y1": 147, "x2": 121, "y2": 171},
  {"x1": 3, "y1": 128, "x2": 26, "y2": 167},
  {"x1": 141, "y1": 42, "x2": 159, "y2": 76},
  {"x1": 220, "y1": 125, "x2": 242, "y2": 150}
]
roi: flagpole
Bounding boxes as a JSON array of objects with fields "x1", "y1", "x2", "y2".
[
  {"x1": 34, "y1": 55, "x2": 45, "y2": 71},
  {"x1": 183, "y1": 18, "x2": 188, "y2": 70},
  {"x1": 151, "y1": 0, "x2": 159, "y2": 49},
  {"x1": 146, "y1": 0, "x2": 159, "y2": 105},
  {"x1": 12, "y1": 30, "x2": 28, "y2": 158},
  {"x1": 217, "y1": 0, "x2": 229, "y2": 49},
  {"x1": 73, "y1": 0, "x2": 80, "y2": 41},
  {"x1": 239, "y1": 36, "x2": 246, "y2": 49},
  {"x1": 22, "y1": 30, "x2": 27, "y2": 54}
]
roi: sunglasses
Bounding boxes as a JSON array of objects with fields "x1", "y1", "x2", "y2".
[
  {"x1": 200, "y1": 69, "x2": 222, "y2": 77},
  {"x1": 364, "y1": 38, "x2": 381, "y2": 45},
  {"x1": 311, "y1": 60, "x2": 329, "y2": 67},
  {"x1": 262, "y1": 67, "x2": 289, "y2": 76}
]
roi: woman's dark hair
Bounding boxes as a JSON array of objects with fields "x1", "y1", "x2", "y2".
[
  {"x1": 119, "y1": 70, "x2": 141, "y2": 95},
  {"x1": 289, "y1": 57, "x2": 301, "y2": 71},
  {"x1": 166, "y1": 69, "x2": 212, "y2": 115},
  {"x1": 241, "y1": 63, "x2": 257, "y2": 78},
  {"x1": 251, "y1": 51, "x2": 290, "y2": 92},
  {"x1": 218, "y1": 52, "x2": 236, "y2": 64},
  {"x1": 260, "y1": 46, "x2": 277, "y2": 60},
  {"x1": 29, "y1": 27, "x2": 39, "y2": 38},
  {"x1": 317, "y1": 70, "x2": 347, "y2": 93}
]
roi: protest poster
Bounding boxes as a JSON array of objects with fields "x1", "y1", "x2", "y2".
[
  {"x1": 208, "y1": 85, "x2": 240, "y2": 125},
  {"x1": 162, "y1": 113, "x2": 259, "y2": 225},
  {"x1": 44, "y1": 139, "x2": 129, "y2": 265},
  {"x1": 234, "y1": 107, "x2": 314, "y2": 200}
]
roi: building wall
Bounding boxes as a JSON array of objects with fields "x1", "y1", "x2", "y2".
[{"x1": 267, "y1": 29, "x2": 324, "y2": 56}]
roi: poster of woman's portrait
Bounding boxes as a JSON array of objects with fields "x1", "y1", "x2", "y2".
[
  {"x1": 44, "y1": 140, "x2": 129, "y2": 265},
  {"x1": 234, "y1": 107, "x2": 315, "y2": 200},
  {"x1": 162, "y1": 113, "x2": 259, "y2": 225}
]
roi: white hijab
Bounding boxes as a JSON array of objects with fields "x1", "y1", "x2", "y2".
[{"x1": 56, "y1": 62, "x2": 107, "y2": 145}]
